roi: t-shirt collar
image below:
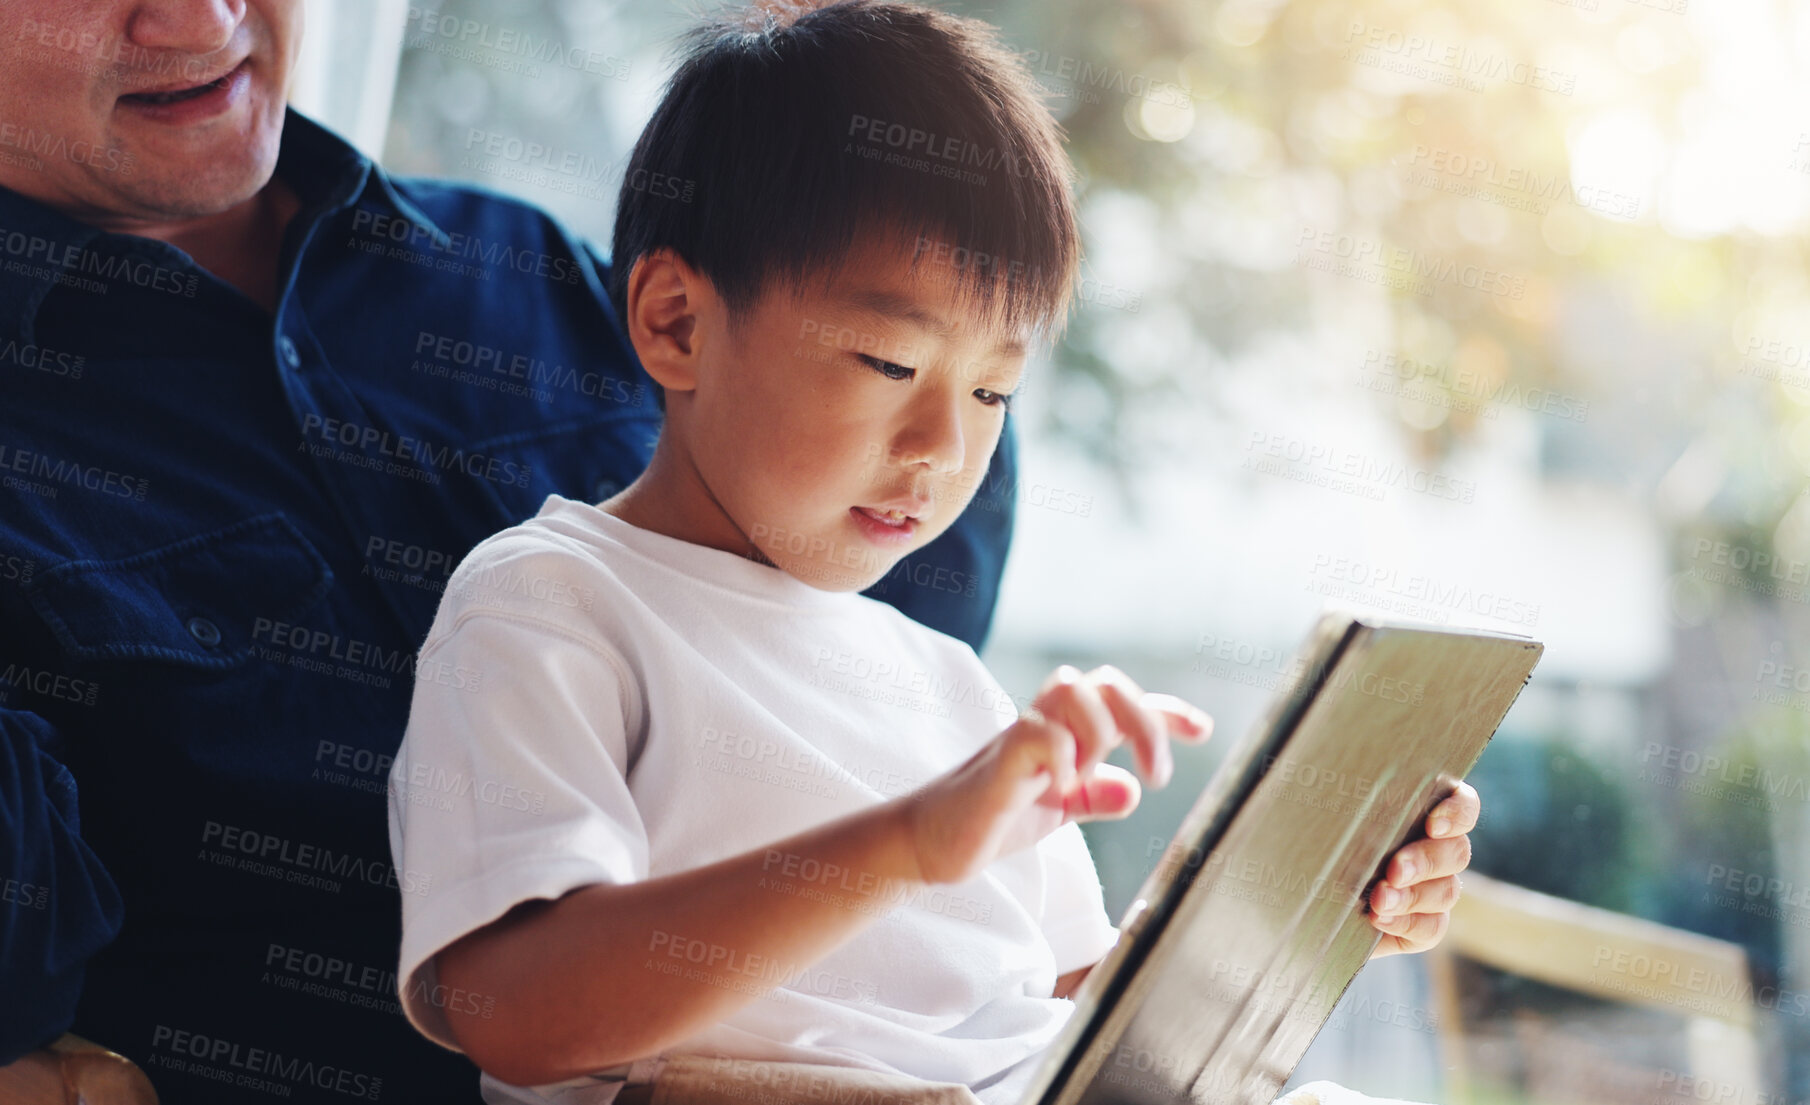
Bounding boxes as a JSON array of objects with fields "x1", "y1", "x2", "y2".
[{"x1": 540, "y1": 494, "x2": 859, "y2": 609}]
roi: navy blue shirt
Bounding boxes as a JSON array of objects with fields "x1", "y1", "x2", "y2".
[{"x1": 0, "y1": 110, "x2": 1018, "y2": 1102}]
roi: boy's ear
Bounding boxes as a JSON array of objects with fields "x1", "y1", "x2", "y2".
[{"x1": 624, "y1": 249, "x2": 707, "y2": 399}]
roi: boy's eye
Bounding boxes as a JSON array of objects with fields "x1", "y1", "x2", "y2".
[
  {"x1": 856, "y1": 354, "x2": 1015, "y2": 410},
  {"x1": 856, "y1": 354, "x2": 914, "y2": 381}
]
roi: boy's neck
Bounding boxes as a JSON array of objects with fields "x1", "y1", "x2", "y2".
[{"x1": 597, "y1": 439, "x2": 782, "y2": 570}]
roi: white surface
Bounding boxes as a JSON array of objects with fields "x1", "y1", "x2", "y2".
[{"x1": 291, "y1": 0, "x2": 409, "y2": 157}]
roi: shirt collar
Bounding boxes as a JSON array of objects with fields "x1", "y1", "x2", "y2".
[
  {"x1": 0, "y1": 107, "x2": 449, "y2": 339},
  {"x1": 274, "y1": 107, "x2": 448, "y2": 243},
  {"x1": 0, "y1": 178, "x2": 104, "y2": 341}
]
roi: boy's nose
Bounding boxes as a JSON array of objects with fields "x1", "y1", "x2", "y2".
[
  {"x1": 892, "y1": 392, "x2": 968, "y2": 476},
  {"x1": 126, "y1": 0, "x2": 244, "y2": 56}
]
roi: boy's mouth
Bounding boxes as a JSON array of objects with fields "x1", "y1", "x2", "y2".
[
  {"x1": 851, "y1": 504, "x2": 920, "y2": 542},
  {"x1": 856, "y1": 506, "x2": 912, "y2": 526}
]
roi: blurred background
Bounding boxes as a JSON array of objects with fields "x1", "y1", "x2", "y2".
[{"x1": 299, "y1": 0, "x2": 1810, "y2": 1102}]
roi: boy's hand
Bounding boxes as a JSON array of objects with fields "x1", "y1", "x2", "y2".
[
  {"x1": 1366, "y1": 781, "x2": 1480, "y2": 957},
  {"x1": 904, "y1": 664, "x2": 1212, "y2": 886}
]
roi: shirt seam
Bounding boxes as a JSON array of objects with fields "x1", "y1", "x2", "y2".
[{"x1": 421, "y1": 606, "x2": 645, "y2": 735}]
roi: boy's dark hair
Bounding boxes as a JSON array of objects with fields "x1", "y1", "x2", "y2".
[{"x1": 608, "y1": 0, "x2": 1080, "y2": 412}]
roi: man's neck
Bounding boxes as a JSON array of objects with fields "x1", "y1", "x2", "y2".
[{"x1": 104, "y1": 177, "x2": 303, "y2": 315}]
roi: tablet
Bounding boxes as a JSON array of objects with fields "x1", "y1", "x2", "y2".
[{"x1": 1014, "y1": 613, "x2": 1544, "y2": 1105}]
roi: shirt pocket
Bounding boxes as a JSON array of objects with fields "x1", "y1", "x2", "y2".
[{"x1": 22, "y1": 512, "x2": 334, "y2": 671}]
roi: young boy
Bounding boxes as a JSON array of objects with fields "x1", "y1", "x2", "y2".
[{"x1": 387, "y1": 3, "x2": 1480, "y2": 1103}]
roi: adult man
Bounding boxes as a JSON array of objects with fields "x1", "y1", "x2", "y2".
[{"x1": 0, "y1": 1, "x2": 1020, "y2": 1100}]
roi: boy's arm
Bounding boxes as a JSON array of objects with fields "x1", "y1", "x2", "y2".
[
  {"x1": 434, "y1": 795, "x2": 927, "y2": 1087},
  {"x1": 428, "y1": 664, "x2": 1207, "y2": 1088},
  {"x1": 1052, "y1": 964, "x2": 1094, "y2": 1000}
]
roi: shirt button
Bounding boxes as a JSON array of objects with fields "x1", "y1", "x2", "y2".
[
  {"x1": 593, "y1": 478, "x2": 621, "y2": 500},
  {"x1": 186, "y1": 616, "x2": 222, "y2": 647},
  {"x1": 279, "y1": 336, "x2": 302, "y2": 369}
]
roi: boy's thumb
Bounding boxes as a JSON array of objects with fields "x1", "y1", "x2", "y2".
[{"x1": 1068, "y1": 764, "x2": 1140, "y2": 823}]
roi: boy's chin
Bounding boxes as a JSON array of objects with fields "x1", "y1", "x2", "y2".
[{"x1": 772, "y1": 553, "x2": 903, "y2": 595}]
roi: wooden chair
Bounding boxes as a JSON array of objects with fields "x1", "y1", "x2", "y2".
[{"x1": 1425, "y1": 873, "x2": 1762, "y2": 1105}]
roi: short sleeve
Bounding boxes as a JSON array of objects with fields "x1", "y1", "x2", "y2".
[
  {"x1": 1038, "y1": 821, "x2": 1121, "y2": 977},
  {"x1": 387, "y1": 610, "x2": 645, "y2": 1050}
]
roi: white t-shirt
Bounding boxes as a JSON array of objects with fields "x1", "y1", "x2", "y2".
[{"x1": 388, "y1": 494, "x2": 1121, "y2": 1105}]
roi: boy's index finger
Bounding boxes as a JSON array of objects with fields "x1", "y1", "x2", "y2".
[
  {"x1": 1092, "y1": 678, "x2": 1169, "y2": 787},
  {"x1": 1426, "y1": 781, "x2": 1481, "y2": 838},
  {"x1": 1142, "y1": 692, "x2": 1214, "y2": 741}
]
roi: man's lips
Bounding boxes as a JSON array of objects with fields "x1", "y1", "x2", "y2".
[{"x1": 119, "y1": 59, "x2": 247, "y2": 105}]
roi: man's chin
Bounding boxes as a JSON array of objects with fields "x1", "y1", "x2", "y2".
[
  {"x1": 108, "y1": 143, "x2": 279, "y2": 220},
  {"x1": 104, "y1": 102, "x2": 285, "y2": 218}
]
